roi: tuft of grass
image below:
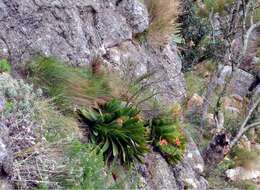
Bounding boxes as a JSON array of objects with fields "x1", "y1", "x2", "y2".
[
  {"x1": 184, "y1": 71, "x2": 206, "y2": 97},
  {"x1": 144, "y1": 0, "x2": 182, "y2": 47},
  {"x1": 60, "y1": 141, "x2": 109, "y2": 190},
  {"x1": 0, "y1": 59, "x2": 11, "y2": 73},
  {"x1": 26, "y1": 56, "x2": 112, "y2": 110},
  {"x1": 34, "y1": 100, "x2": 81, "y2": 142}
]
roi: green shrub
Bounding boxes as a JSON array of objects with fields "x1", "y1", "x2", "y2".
[
  {"x1": 26, "y1": 56, "x2": 111, "y2": 109},
  {"x1": 178, "y1": 0, "x2": 210, "y2": 70},
  {"x1": 3, "y1": 100, "x2": 13, "y2": 113},
  {"x1": 179, "y1": 0, "x2": 225, "y2": 71},
  {"x1": 216, "y1": 157, "x2": 235, "y2": 173},
  {"x1": 78, "y1": 99, "x2": 149, "y2": 165},
  {"x1": 0, "y1": 59, "x2": 11, "y2": 73},
  {"x1": 253, "y1": 7, "x2": 260, "y2": 22},
  {"x1": 151, "y1": 117, "x2": 186, "y2": 164},
  {"x1": 184, "y1": 71, "x2": 205, "y2": 96},
  {"x1": 60, "y1": 141, "x2": 110, "y2": 190}
]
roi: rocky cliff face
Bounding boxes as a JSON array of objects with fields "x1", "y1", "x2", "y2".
[
  {"x1": 0, "y1": 0, "x2": 186, "y2": 104},
  {"x1": 0, "y1": 0, "x2": 148, "y2": 65}
]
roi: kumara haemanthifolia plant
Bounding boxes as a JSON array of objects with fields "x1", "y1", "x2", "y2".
[
  {"x1": 78, "y1": 99, "x2": 149, "y2": 165},
  {"x1": 151, "y1": 116, "x2": 186, "y2": 164}
]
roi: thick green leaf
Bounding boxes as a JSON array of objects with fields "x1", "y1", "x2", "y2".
[
  {"x1": 111, "y1": 140, "x2": 119, "y2": 158},
  {"x1": 101, "y1": 138, "x2": 110, "y2": 153}
]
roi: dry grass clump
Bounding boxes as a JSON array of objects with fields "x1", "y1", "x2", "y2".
[
  {"x1": 0, "y1": 73, "x2": 81, "y2": 189},
  {"x1": 231, "y1": 147, "x2": 260, "y2": 170},
  {"x1": 26, "y1": 56, "x2": 130, "y2": 110},
  {"x1": 144, "y1": 0, "x2": 182, "y2": 47}
]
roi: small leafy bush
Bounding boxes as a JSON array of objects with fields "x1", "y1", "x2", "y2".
[
  {"x1": 78, "y1": 99, "x2": 149, "y2": 165},
  {"x1": 151, "y1": 117, "x2": 186, "y2": 164},
  {"x1": 0, "y1": 59, "x2": 11, "y2": 73},
  {"x1": 178, "y1": 0, "x2": 210, "y2": 70},
  {"x1": 184, "y1": 71, "x2": 206, "y2": 97},
  {"x1": 179, "y1": 0, "x2": 225, "y2": 71}
]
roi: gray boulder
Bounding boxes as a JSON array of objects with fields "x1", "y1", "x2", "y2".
[
  {"x1": 0, "y1": 136, "x2": 8, "y2": 170},
  {"x1": 0, "y1": 178, "x2": 13, "y2": 190},
  {"x1": 254, "y1": 85, "x2": 260, "y2": 98},
  {"x1": 0, "y1": 124, "x2": 13, "y2": 190},
  {"x1": 217, "y1": 65, "x2": 255, "y2": 97}
]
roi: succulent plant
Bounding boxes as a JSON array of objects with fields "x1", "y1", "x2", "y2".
[
  {"x1": 151, "y1": 117, "x2": 186, "y2": 164},
  {"x1": 78, "y1": 99, "x2": 149, "y2": 165}
]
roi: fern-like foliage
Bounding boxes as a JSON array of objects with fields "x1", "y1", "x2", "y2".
[{"x1": 78, "y1": 99, "x2": 149, "y2": 165}]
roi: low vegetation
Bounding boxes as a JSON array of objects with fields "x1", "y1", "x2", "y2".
[
  {"x1": 0, "y1": 59, "x2": 11, "y2": 73},
  {"x1": 5, "y1": 55, "x2": 186, "y2": 189},
  {"x1": 26, "y1": 56, "x2": 113, "y2": 110},
  {"x1": 78, "y1": 99, "x2": 149, "y2": 165},
  {"x1": 1, "y1": 0, "x2": 259, "y2": 189},
  {"x1": 144, "y1": 0, "x2": 181, "y2": 47},
  {"x1": 197, "y1": 0, "x2": 234, "y2": 17},
  {"x1": 151, "y1": 116, "x2": 186, "y2": 164}
]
